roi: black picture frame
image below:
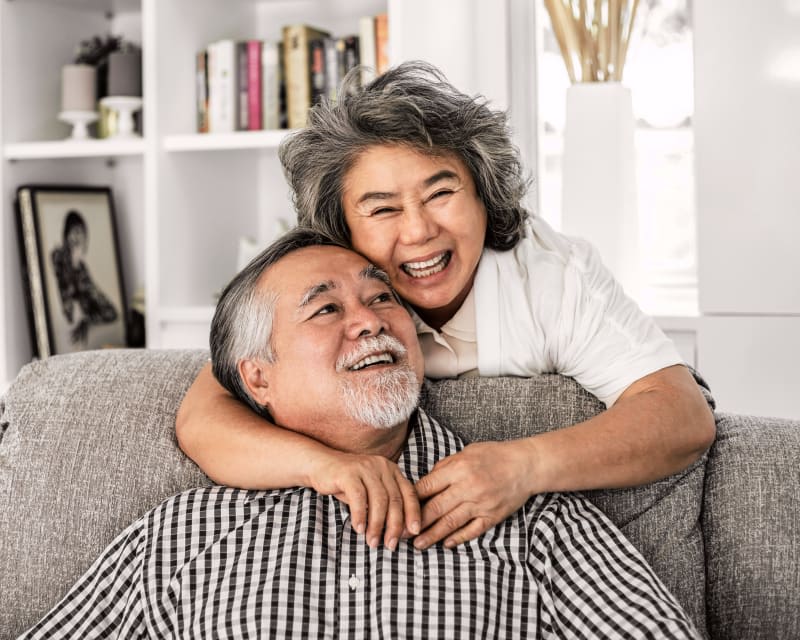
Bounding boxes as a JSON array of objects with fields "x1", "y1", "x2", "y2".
[{"x1": 15, "y1": 184, "x2": 129, "y2": 358}]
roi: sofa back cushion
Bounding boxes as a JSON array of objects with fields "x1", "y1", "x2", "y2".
[{"x1": 0, "y1": 349, "x2": 706, "y2": 636}]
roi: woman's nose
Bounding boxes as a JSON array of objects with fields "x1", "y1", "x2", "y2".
[{"x1": 399, "y1": 204, "x2": 437, "y2": 245}]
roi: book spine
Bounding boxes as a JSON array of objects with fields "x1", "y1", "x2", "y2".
[
  {"x1": 278, "y1": 44, "x2": 288, "y2": 129},
  {"x1": 236, "y1": 41, "x2": 249, "y2": 130},
  {"x1": 15, "y1": 189, "x2": 50, "y2": 358},
  {"x1": 196, "y1": 49, "x2": 209, "y2": 133},
  {"x1": 342, "y1": 35, "x2": 360, "y2": 76},
  {"x1": 375, "y1": 13, "x2": 389, "y2": 75},
  {"x1": 208, "y1": 40, "x2": 236, "y2": 133},
  {"x1": 261, "y1": 41, "x2": 281, "y2": 130},
  {"x1": 283, "y1": 25, "x2": 330, "y2": 129},
  {"x1": 323, "y1": 37, "x2": 340, "y2": 102},
  {"x1": 247, "y1": 40, "x2": 263, "y2": 130},
  {"x1": 359, "y1": 16, "x2": 377, "y2": 85},
  {"x1": 310, "y1": 38, "x2": 326, "y2": 107}
]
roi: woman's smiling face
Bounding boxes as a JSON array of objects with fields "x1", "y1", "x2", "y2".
[{"x1": 342, "y1": 145, "x2": 487, "y2": 330}]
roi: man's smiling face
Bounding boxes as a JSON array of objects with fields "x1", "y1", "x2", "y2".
[{"x1": 247, "y1": 245, "x2": 424, "y2": 456}]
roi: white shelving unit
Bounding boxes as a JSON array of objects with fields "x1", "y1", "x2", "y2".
[{"x1": 0, "y1": 0, "x2": 514, "y2": 390}]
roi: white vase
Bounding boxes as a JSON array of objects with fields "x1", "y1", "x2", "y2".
[{"x1": 560, "y1": 82, "x2": 640, "y2": 299}]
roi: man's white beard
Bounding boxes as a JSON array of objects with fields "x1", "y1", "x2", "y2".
[
  {"x1": 337, "y1": 335, "x2": 420, "y2": 430},
  {"x1": 340, "y1": 365, "x2": 420, "y2": 430}
]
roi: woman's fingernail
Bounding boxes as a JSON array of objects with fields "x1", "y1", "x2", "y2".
[
  {"x1": 387, "y1": 538, "x2": 398, "y2": 551},
  {"x1": 410, "y1": 521, "x2": 421, "y2": 535}
]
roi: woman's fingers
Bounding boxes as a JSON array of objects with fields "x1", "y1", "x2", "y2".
[
  {"x1": 311, "y1": 452, "x2": 421, "y2": 551},
  {"x1": 412, "y1": 441, "x2": 535, "y2": 549}
]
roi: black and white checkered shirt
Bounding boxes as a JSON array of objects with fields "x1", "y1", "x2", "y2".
[{"x1": 22, "y1": 410, "x2": 698, "y2": 639}]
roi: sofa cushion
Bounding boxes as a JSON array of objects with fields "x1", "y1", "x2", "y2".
[
  {"x1": 422, "y1": 376, "x2": 708, "y2": 636},
  {"x1": 702, "y1": 412, "x2": 800, "y2": 639},
  {"x1": 0, "y1": 349, "x2": 212, "y2": 637},
  {"x1": 1, "y1": 349, "x2": 707, "y2": 636}
]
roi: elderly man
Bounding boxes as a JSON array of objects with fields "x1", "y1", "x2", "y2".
[{"x1": 22, "y1": 228, "x2": 698, "y2": 639}]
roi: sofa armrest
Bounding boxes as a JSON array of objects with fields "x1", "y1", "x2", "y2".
[{"x1": 702, "y1": 412, "x2": 800, "y2": 639}]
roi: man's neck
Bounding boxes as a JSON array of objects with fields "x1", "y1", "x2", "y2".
[{"x1": 341, "y1": 418, "x2": 411, "y2": 462}]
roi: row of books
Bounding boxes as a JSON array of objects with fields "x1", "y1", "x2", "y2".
[{"x1": 196, "y1": 14, "x2": 389, "y2": 133}]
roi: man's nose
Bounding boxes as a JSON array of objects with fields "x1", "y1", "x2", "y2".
[
  {"x1": 399, "y1": 203, "x2": 437, "y2": 245},
  {"x1": 346, "y1": 303, "x2": 386, "y2": 340}
]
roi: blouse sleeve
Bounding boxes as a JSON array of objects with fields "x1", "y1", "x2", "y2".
[{"x1": 546, "y1": 237, "x2": 682, "y2": 407}]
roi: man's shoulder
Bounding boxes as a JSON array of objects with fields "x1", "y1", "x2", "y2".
[{"x1": 399, "y1": 409, "x2": 464, "y2": 480}]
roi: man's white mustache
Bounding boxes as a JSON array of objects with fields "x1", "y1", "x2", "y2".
[{"x1": 336, "y1": 334, "x2": 408, "y2": 372}]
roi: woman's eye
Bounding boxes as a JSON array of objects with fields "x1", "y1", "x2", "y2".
[
  {"x1": 371, "y1": 207, "x2": 396, "y2": 216},
  {"x1": 430, "y1": 189, "x2": 454, "y2": 200}
]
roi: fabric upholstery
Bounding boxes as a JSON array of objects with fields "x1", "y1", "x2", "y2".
[
  {"x1": 0, "y1": 348, "x2": 798, "y2": 639},
  {"x1": 422, "y1": 376, "x2": 708, "y2": 636},
  {"x1": 702, "y1": 412, "x2": 800, "y2": 639},
  {"x1": 0, "y1": 350, "x2": 212, "y2": 637}
]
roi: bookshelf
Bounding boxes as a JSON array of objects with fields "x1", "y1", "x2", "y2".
[{"x1": 0, "y1": 0, "x2": 515, "y2": 390}]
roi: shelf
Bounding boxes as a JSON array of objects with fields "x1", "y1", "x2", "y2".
[
  {"x1": 162, "y1": 130, "x2": 292, "y2": 152},
  {"x1": 4, "y1": 138, "x2": 146, "y2": 160}
]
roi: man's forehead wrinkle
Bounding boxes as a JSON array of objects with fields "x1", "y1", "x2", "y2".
[{"x1": 298, "y1": 280, "x2": 336, "y2": 308}]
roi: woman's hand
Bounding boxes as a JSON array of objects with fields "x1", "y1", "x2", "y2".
[
  {"x1": 413, "y1": 439, "x2": 537, "y2": 550},
  {"x1": 308, "y1": 451, "x2": 422, "y2": 551}
]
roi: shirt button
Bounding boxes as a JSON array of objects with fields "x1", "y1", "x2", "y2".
[{"x1": 348, "y1": 575, "x2": 361, "y2": 590}]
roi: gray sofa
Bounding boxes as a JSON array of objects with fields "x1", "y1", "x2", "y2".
[{"x1": 0, "y1": 349, "x2": 798, "y2": 639}]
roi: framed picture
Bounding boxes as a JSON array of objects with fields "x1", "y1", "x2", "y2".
[{"x1": 15, "y1": 185, "x2": 128, "y2": 358}]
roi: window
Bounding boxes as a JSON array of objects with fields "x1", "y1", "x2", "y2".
[{"x1": 536, "y1": 0, "x2": 697, "y2": 314}]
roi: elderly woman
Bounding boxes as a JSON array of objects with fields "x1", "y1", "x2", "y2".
[{"x1": 177, "y1": 61, "x2": 714, "y2": 551}]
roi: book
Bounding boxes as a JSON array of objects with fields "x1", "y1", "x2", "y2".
[
  {"x1": 247, "y1": 40, "x2": 262, "y2": 130},
  {"x1": 359, "y1": 16, "x2": 377, "y2": 85},
  {"x1": 375, "y1": 13, "x2": 389, "y2": 75},
  {"x1": 261, "y1": 40, "x2": 282, "y2": 130},
  {"x1": 236, "y1": 41, "x2": 249, "y2": 130},
  {"x1": 207, "y1": 39, "x2": 236, "y2": 133},
  {"x1": 310, "y1": 38, "x2": 327, "y2": 107},
  {"x1": 195, "y1": 49, "x2": 209, "y2": 133},
  {"x1": 282, "y1": 24, "x2": 331, "y2": 129},
  {"x1": 323, "y1": 37, "x2": 341, "y2": 103},
  {"x1": 340, "y1": 35, "x2": 360, "y2": 78}
]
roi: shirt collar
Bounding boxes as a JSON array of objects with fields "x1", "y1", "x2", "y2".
[{"x1": 408, "y1": 287, "x2": 476, "y2": 342}]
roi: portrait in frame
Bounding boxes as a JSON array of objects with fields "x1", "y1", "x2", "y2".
[{"x1": 15, "y1": 185, "x2": 128, "y2": 358}]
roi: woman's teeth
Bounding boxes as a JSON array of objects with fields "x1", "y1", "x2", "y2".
[{"x1": 402, "y1": 252, "x2": 450, "y2": 278}]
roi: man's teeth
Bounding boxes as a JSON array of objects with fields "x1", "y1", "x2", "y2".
[
  {"x1": 350, "y1": 353, "x2": 394, "y2": 371},
  {"x1": 402, "y1": 252, "x2": 450, "y2": 278}
]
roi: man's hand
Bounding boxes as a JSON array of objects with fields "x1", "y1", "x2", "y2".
[
  {"x1": 309, "y1": 452, "x2": 421, "y2": 551},
  {"x1": 413, "y1": 440, "x2": 536, "y2": 550}
]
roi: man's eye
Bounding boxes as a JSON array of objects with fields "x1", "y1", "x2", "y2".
[
  {"x1": 313, "y1": 304, "x2": 338, "y2": 317},
  {"x1": 371, "y1": 292, "x2": 395, "y2": 305}
]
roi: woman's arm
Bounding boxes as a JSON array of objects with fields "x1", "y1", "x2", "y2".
[
  {"x1": 413, "y1": 364, "x2": 715, "y2": 549},
  {"x1": 176, "y1": 363, "x2": 422, "y2": 549}
]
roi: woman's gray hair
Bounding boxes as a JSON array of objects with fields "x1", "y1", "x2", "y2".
[
  {"x1": 209, "y1": 227, "x2": 347, "y2": 417},
  {"x1": 278, "y1": 60, "x2": 530, "y2": 251}
]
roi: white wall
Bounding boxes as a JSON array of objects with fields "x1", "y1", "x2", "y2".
[{"x1": 693, "y1": 0, "x2": 800, "y2": 418}]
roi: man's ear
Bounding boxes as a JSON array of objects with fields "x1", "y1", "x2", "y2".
[{"x1": 238, "y1": 359, "x2": 273, "y2": 408}]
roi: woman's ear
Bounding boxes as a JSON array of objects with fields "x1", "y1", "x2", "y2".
[{"x1": 238, "y1": 359, "x2": 272, "y2": 408}]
